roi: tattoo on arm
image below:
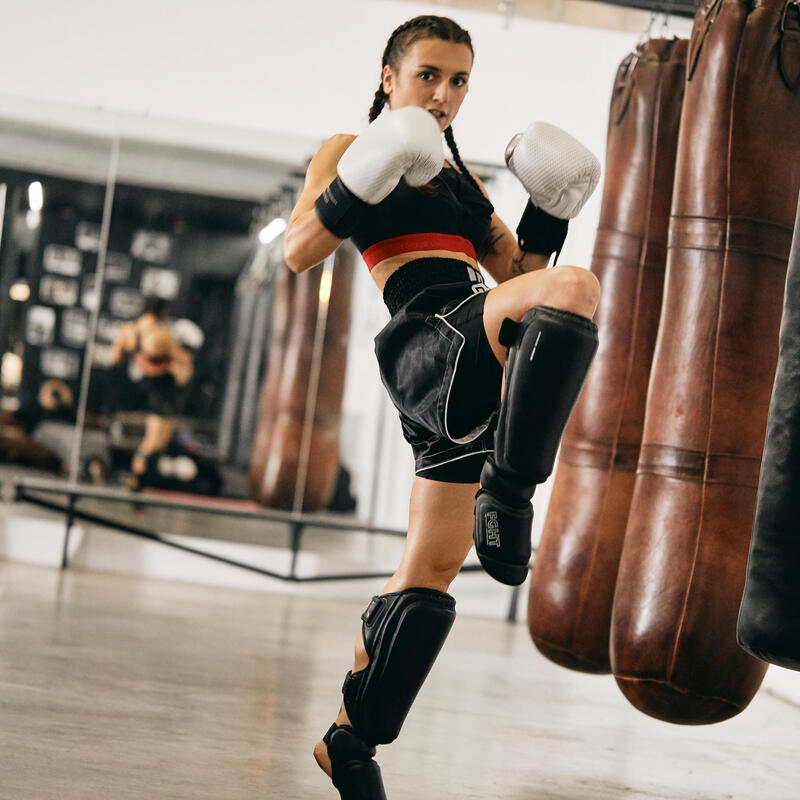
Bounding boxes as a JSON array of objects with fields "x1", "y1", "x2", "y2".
[
  {"x1": 482, "y1": 227, "x2": 505, "y2": 259},
  {"x1": 510, "y1": 252, "x2": 526, "y2": 276}
]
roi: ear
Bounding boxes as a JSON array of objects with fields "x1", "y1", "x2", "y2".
[{"x1": 382, "y1": 64, "x2": 394, "y2": 97}]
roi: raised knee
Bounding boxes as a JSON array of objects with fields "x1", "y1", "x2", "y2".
[{"x1": 540, "y1": 266, "x2": 600, "y2": 317}]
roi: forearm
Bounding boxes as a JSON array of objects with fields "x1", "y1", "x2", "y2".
[
  {"x1": 284, "y1": 209, "x2": 342, "y2": 273},
  {"x1": 507, "y1": 248, "x2": 550, "y2": 278},
  {"x1": 484, "y1": 245, "x2": 549, "y2": 285},
  {"x1": 110, "y1": 340, "x2": 125, "y2": 365}
]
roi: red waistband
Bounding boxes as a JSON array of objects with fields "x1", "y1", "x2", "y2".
[
  {"x1": 362, "y1": 233, "x2": 477, "y2": 271},
  {"x1": 134, "y1": 353, "x2": 171, "y2": 373}
]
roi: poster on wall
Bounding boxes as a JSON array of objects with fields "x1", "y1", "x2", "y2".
[
  {"x1": 61, "y1": 308, "x2": 89, "y2": 347},
  {"x1": 96, "y1": 316, "x2": 124, "y2": 343},
  {"x1": 104, "y1": 252, "x2": 132, "y2": 283},
  {"x1": 41, "y1": 348, "x2": 80, "y2": 380},
  {"x1": 141, "y1": 267, "x2": 180, "y2": 300},
  {"x1": 109, "y1": 287, "x2": 143, "y2": 319},
  {"x1": 40, "y1": 275, "x2": 79, "y2": 306},
  {"x1": 75, "y1": 222, "x2": 101, "y2": 253},
  {"x1": 43, "y1": 244, "x2": 82, "y2": 277},
  {"x1": 131, "y1": 230, "x2": 172, "y2": 264},
  {"x1": 81, "y1": 274, "x2": 99, "y2": 311},
  {"x1": 25, "y1": 305, "x2": 56, "y2": 346}
]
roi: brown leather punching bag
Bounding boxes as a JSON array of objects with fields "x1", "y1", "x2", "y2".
[
  {"x1": 248, "y1": 260, "x2": 294, "y2": 497},
  {"x1": 529, "y1": 39, "x2": 687, "y2": 674},
  {"x1": 249, "y1": 243, "x2": 355, "y2": 511},
  {"x1": 610, "y1": 0, "x2": 800, "y2": 724}
]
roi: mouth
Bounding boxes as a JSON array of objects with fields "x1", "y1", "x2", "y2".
[{"x1": 427, "y1": 109, "x2": 447, "y2": 123}]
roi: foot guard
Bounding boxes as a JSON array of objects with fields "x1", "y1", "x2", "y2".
[{"x1": 323, "y1": 724, "x2": 387, "y2": 800}]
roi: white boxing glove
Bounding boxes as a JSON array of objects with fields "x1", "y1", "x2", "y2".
[
  {"x1": 315, "y1": 106, "x2": 445, "y2": 238},
  {"x1": 171, "y1": 318, "x2": 204, "y2": 351},
  {"x1": 505, "y1": 122, "x2": 600, "y2": 220},
  {"x1": 337, "y1": 106, "x2": 445, "y2": 204}
]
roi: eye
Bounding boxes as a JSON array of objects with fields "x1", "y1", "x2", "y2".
[
  {"x1": 419, "y1": 70, "x2": 434, "y2": 81},
  {"x1": 452, "y1": 77, "x2": 467, "y2": 88}
]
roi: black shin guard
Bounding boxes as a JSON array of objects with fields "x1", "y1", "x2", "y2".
[
  {"x1": 474, "y1": 305, "x2": 598, "y2": 585},
  {"x1": 343, "y1": 588, "x2": 456, "y2": 745},
  {"x1": 323, "y1": 724, "x2": 387, "y2": 800}
]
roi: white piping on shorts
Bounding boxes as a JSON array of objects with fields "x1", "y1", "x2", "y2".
[
  {"x1": 434, "y1": 285, "x2": 492, "y2": 445},
  {"x1": 416, "y1": 448, "x2": 493, "y2": 475}
]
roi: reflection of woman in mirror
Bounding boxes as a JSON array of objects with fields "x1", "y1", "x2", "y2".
[
  {"x1": 111, "y1": 295, "x2": 194, "y2": 488},
  {"x1": 284, "y1": 14, "x2": 601, "y2": 797}
]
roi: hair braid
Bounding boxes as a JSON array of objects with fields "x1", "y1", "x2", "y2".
[
  {"x1": 368, "y1": 83, "x2": 388, "y2": 122},
  {"x1": 444, "y1": 125, "x2": 482, "y2": 195}
]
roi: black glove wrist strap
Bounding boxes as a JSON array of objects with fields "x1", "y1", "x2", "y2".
[
  {"x1": 314, "y1": 176, "x2": 368, "y2": 239},
  {"x1": 516, "y1": 199, "x2": 569, "y2": 261}
]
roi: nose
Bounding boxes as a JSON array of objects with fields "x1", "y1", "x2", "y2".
[{"x1": 431, "y1": 79, "x2": 451, "y2": 106}]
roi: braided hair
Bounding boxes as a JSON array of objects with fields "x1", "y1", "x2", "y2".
[{"x1": 368, "y1": 15, "x2": 483, "y2": 197}]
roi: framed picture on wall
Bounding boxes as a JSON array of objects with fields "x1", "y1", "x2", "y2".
[
  {"x1": 141, "y1": 267, "x2": 180, "y2": 300},
  {"x1": 75, "y1": 222, "x2": 101, "y2": 253},
  {"x1": 109, "y1": 287, "x2": 143, "y2": 319},
  {"x1": 43, "y1": 244, "x2": 82, "y2": 277},
  {"x1": 61, "y1": 308, "x2": 89, "y2": 347},
  {"x1": 41, "y1": 347, "x2": 80, "y2": 380},
  {"x1": 96, "y1": 316, "x2": 124, "y2": 343},
  {"x1": 104, "y1": 252, "x2": 133, "y2": 283},
  {"x1": 131, "y1": 230, "x2": 172, "y2": 264},
  {"x1": 81, "y1": 274, "x2": 99, "y2": 311},
  {"x1": 91, "y1": 343, "x2": 114, "y2": 367},
  {"x1": 40, "y1": 275, "x2": 79, "y2": 306},
  {"x1": 25, "y1": 305, "x2": 56, "y2": 346}
]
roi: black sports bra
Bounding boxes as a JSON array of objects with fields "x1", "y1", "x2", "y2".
[{"x1": 350, "y1": 166, "x2": 494, "y2": 270}]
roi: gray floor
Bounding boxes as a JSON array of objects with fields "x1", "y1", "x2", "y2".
[{"x1": 1, "y1": 561, "x2": 797, "y2": 800}]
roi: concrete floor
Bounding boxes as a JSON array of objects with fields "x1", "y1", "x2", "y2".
[{"x1": 1, "y1": 560, "x2": 797, "y2": 800}]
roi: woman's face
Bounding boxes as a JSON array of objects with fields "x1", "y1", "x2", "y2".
[{"x1": 383, "y1": 37, "x2": 473, "y2": 131}]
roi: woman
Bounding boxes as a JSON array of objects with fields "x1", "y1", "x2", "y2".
[
  {"x1": 284, "y1": 15, "x2": 601, "y2": 799},
  {"x1": 111, "y1": 296, "x2": 193, "y2": 487}
]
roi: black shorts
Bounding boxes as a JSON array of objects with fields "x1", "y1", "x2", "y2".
[
  {"x1": 375, "y1": 259, "x2": 503, "y2": 483},
  {"x1": 140, "y1": 373, "x2": 183, "y2": 417}
]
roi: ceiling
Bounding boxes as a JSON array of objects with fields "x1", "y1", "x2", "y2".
[{"x1": 388, "y1": 0, "x2": 699, "y2": 33}]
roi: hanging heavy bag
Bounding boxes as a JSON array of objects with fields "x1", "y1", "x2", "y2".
[
  {"x1": 248, "y1": 263, "x2": 294, "y2": 497},
  {"x1": 737, "y1": 192, "x2": 800, "y2": 671},
  {"x1": 610, "y1": 0, "x2": 800, "y2": 724},
  {"x1": 529, "y1": 38, "x2": 687, "y2": 674},
  {"x1": 249, "y1": 244, "x2": 355, "y2": 511}
]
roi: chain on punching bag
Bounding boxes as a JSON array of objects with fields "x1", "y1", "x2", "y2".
[
  {"x1": 611, "y1": 0, "x2": 800, "y2": 724},
  {"x1": 529, "y1": 38, "x2": 687, "y2": 674},
  {"x1": 249, "y1": 243, "x2": 355, "y2": 511}
]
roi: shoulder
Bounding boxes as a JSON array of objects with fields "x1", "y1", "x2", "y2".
[{"x1": 463, "y1": 170, "x2": 491, "y2": 202}]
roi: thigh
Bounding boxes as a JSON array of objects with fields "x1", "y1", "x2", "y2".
[{"x1": 383, "y1": 476, "x2": 479, "y2": 594}]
